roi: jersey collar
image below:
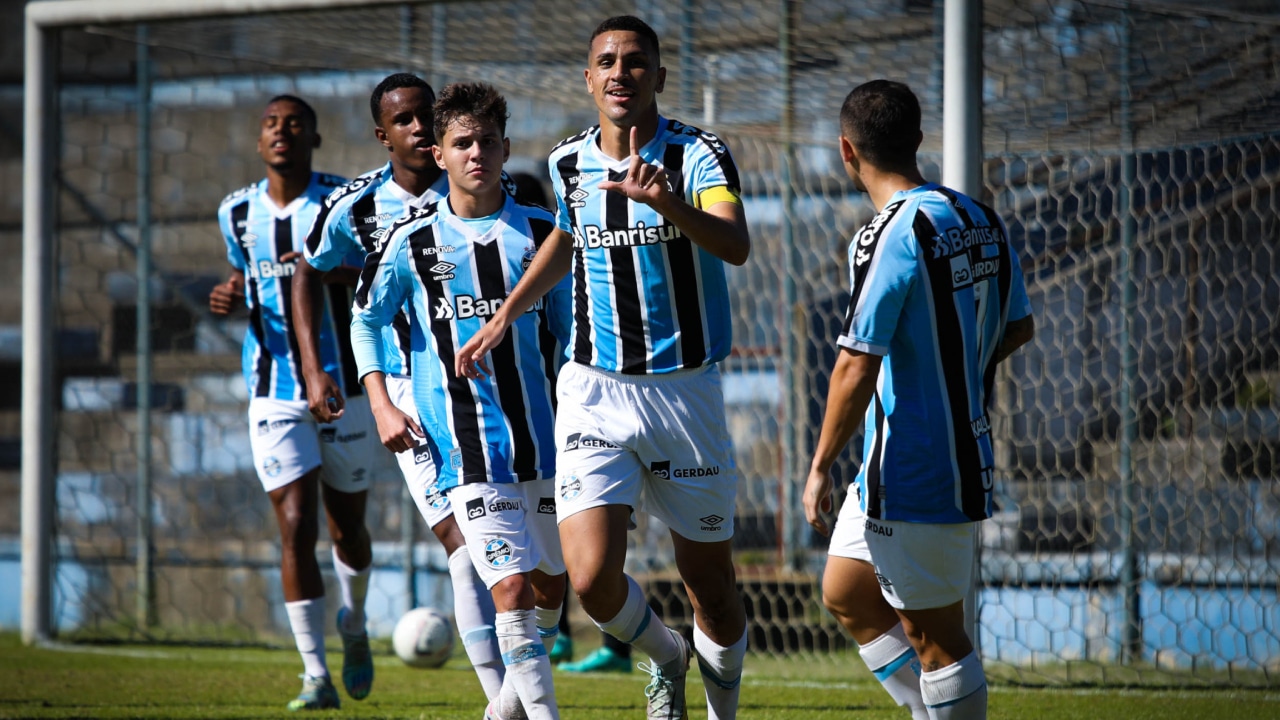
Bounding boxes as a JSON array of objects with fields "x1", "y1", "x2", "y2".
[
  {"x1": 589, "y1": 116, "x2": 670, "y2": 169},
  {"x1": 256, "y1": 173, "x2": 318, "y2": 219},
  {"x1": 382, "y1": 162, "x2": 449, "y2": 209},
  {"x1": 439, "y1": 192, "x2": 512, "y2": 246}
]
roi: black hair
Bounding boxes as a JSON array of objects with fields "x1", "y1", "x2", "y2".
[
  {"x1": 839, "y1": 80, "x2": 922, "y2": 169},
  {"x1": 433, "y1": 82, "x2": 509, "y2": 142},
  {"x1": 589, "y1": 15, "x2": 660, "y2": 59},
  {"x1": 266, "y1": 94, "x2": 317, "y2": 130},
  {"x1": 370, "y1": 73, "x2": 435, "y2": 124}
]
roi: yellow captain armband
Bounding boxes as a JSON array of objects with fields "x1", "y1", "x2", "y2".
[{"x1": 696, "y1": 186, "x2": 742, "y2": 209}]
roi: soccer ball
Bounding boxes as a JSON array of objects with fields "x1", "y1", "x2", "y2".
[{"x1": 392, "y1": 607, "x2": 455, "y2": 669}]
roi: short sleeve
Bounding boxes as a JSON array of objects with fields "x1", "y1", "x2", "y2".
[
  {"x1": 218, "y1": 201, "x2": 246, "y2": 271},
  {"x1": 304, "y1": 193, "x2": 360, "y2": 273},
  {"x1": 683, "y1": 129, "x2": 742, "y2": 208},
  {"x1": 1004, "y1": 234, "x2": 1033, "y2": 323},
  {"x1": 836, "y1": 225, "x2": 917, "y2": 356},
  {"x1": 548, "y1": 155, "x2": 573, "y2": 235}
]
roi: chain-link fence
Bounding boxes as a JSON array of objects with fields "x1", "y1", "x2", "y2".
[{"x1": 9, "y1": 0, "x2": 1280, "y2": 687}]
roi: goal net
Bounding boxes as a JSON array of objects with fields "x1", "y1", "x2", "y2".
[{"x1": 11, "y1": 0, "x2": 1280, "y2": 687}]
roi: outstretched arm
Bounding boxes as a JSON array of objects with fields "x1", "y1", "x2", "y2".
[
  {"x1": 803, "y1": 348, "x2": 882, "y2": 537},
  {"x1": 455, "y1": 227, "x2": 573, "y2": 379},
  {"x1": 597, "y1": 126, "x2": 750, "y2": 266}
]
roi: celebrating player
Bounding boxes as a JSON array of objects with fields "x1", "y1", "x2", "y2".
[
  {"x1": 351, "y1": 82, "x2": 570, "y2": 720},
  {"x1": 210, "y1": 95, "x2": 380, "y2": 711},
  {"x1": 803, "y1": 80, "x2": 1035, "y2": 720},
  {"x1": 292, "y1": 73, "x2": 507, "y2": 705},
  {"x1": 458, "y1": 15, "x2": 752, "y2": 720}
]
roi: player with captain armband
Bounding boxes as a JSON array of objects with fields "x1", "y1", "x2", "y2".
[
  {"x1": 458, "y1": 15, "x2": 752, "y2": 720},
  {"x1": 351, "y1": 82, "x2": 571, "y2": 720}
]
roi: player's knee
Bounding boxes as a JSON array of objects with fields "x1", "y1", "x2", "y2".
[
  {"x1": 330, "y1": 522, "x2": 369, "y2": 554},
  {"x1": 432, "y1": 519, "x2": 466, "y2": 555},
  {"x1": 276, "y1": 507, "x2": 316, "y2": 548},
  {"x1": 570, "y1": 570, "x2": 626, "y2": 614},
  {"x1": 491, "y1": 573, "x2": 533, "y2": 612}
]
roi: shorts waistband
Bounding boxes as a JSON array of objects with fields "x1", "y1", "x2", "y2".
[{"x1": 566, "y1": 361, "x2": 716, "y2": 385}]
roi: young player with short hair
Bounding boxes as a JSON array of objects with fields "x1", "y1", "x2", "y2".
[
  {"x1": 803, "y1": 80, "x2": 1035, "y2": 720},
  {"x1": 351, "y1": 82, "x2": 570, "y2": 720},
  {"x1": 291, "y1": 72, "x2": 507, "y2": 705},
  {"x1": 458, "y1": 15, "x2": 752, "y2": 720},
  {"x1": 210, "y1": 94, "x2": 379, "y2": 711}
]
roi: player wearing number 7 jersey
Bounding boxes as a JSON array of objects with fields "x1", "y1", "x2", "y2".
[
  {"x1": 803, "y1": 80, "x2": 1035, "y2": 720},
  {"x1": 457, "y1": 15, "x2": 751, "y2": 720}
]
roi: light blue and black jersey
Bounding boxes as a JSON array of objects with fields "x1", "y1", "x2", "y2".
[
  {"x1": 839, "y1": 183, "x2": 1032, "y2": 524},
  {"x1": 548, "y1": 116, "x2": 741, "y2": 375},
  {"x1": 217, "y1": 171, "x2": 360, "y2": 400},
  {"x1": 305, "y1": 163, "x2": 450, "y2": 376},
  {"x1": 350, "y1": 193, "x2": 571, "y2": 491}
]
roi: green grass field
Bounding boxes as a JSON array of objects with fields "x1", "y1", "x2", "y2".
[{"x1": 0, "y1": 633, "x2": 1275, "y2": 719}]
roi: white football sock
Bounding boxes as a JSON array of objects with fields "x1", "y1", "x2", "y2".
[
  {"x1": 285, "y1": 598, "x2": 328, "y2": 679},
  {"x1": 535, "y1": 605, "x2": 561, "y2": 651},
  {"x1": 448, "y1": 547, "x2": 504, "y2": 701},
  {"x1": 920, "y1": 651, "x2": 987, "y2": 720},
  {"x1": 332, "y1": 547, "x2": 370, "y2": 634},
  {"x1": 858, "y1": 624, "x2": 928, "y2": 720},
  {"x1": 595, "y1": 574, "x2": 680, "y2": 669},
  {"x1": 496, "y1": 608, "x2": 559, "y2": 720},
  {"x1": 693, "y1": 621, "x2": 746, "y2": 720}
]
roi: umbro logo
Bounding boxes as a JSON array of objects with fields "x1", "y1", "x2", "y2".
[
  {"x1": 568, "y1": 188, "x2": 589, "y2": 208},
  {"x1": 430, "y1": 261, "x2": 456, "y2": 281},
  {"x1": 699, "y1": 514, "x2": 724, "y2": 532}
]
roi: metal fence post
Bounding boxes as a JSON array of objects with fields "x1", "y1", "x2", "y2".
[{"x1": 135, "y1": 23, "x2": 157, "y2": 631}]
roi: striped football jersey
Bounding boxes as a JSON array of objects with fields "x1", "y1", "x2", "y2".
[
  {"x1": 305, "y1": 163, "x2": 449, "y2": 376},
  {"x1": 839, "y1": 183, "x2": 1032, "y2": 523},
  {"x1": 217, "y1": 171, "x2": 363, "y2": 400},
  {"x1": 548, "y1": 116, "x2": 741, "y2": 375},
  {"x1": 350, "y1": 193, "x2": 571, "y2": 490}
]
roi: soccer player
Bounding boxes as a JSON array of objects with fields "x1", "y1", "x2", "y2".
[
  {"x1": 209, "y1": 94, "x2": 380, "y2": 711},
  {"x1": 802, "y1": 80, "x2": 1035, "y2": 720},
  {"x1": 351, "y1": 82, "x2": 570, "y2": 720},
  {"x1": 292, "y1": 73, "x2": 507, "y2": 705},
  {"x1": 458, "y1": 15, "x2": 752, "y2": 720}
]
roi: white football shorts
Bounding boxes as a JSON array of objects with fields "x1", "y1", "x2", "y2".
[
  {"x1": 553, "y1": 362, "x2": 738, "y2": 543},
  {"x1": 449, "y1": 479, "x2": 564, "y2": 589},
  {"x1": 829, "y1": 497, "x2": 977, "y2": 610},
  {"x1": 386, "y1": 374, "x2": 452, "y2": 528},
  {"x1": 247, "y1": 395, "x2": 379, "y2": 494}
]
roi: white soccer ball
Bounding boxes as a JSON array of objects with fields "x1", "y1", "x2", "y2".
[{"x1": 392, "y1": 607, "x2": 455, "y2": 669}]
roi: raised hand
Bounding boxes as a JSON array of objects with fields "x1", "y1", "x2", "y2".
[{"x1": 596, "y1": 126, "x2": 671, "y2": 208}]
